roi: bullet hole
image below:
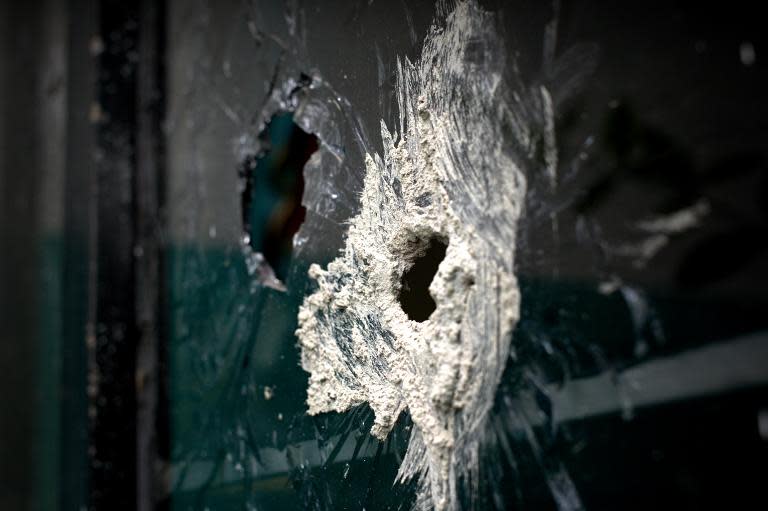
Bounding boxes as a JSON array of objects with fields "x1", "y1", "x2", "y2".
[
  {"x1": 398, "y1": 236, "x2": 448, "y2": 322},
  {"x1": 240, "y1": 112, "x2": 319, "y2": 282}
]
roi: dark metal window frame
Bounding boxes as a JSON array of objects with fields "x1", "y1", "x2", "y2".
[{"x1": 62, "y1": 0, "x2": 169, "y2": 508}]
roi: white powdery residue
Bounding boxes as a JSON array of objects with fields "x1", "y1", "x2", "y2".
[{"x1": 296, "y1": 2, "x2": 554, "y2": 510}]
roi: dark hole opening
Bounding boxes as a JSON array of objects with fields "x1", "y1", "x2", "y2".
[
  {"x1": 240, "y1": 112, "x2": 319, "y2": 282},
  {"x1": 398, "y1": 237, "x2": 448, "y2": 322}
]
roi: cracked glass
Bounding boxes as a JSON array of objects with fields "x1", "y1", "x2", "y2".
[{"x1": 165, "y1": 0, "x2": 768, "y2": 509}]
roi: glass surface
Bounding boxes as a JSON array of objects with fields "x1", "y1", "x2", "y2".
[{"x1": 166, "y1": 0, "x2": 768, "y2": 509}]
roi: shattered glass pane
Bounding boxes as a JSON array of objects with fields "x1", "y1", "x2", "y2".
[
  {"x1": 166, "y1": 0, "x2": 768, "y2": 509},
  {"x1": 240, "y1": 112, "x2": 319, "y2": 287}
]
